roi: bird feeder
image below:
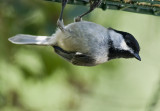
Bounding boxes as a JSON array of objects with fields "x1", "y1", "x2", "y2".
[{"x1": 46, "y1": 0, "x2": 160, "y2": 16}]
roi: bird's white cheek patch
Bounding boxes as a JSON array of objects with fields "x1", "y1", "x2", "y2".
[
  {"x1": 120, "y1": 41, "x2": 130, "y2": 50},
  {"x1": 120, "y1": 41, "x2": 134, "y2": 54}
]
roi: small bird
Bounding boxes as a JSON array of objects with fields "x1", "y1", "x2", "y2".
[{"x1": 8, "y1": 0, "x2": 141, "y2": 66}]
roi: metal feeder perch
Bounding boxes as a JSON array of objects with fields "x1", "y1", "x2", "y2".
[{"x1": 46, "y1": 0, "x2": 160, "y2": 16}]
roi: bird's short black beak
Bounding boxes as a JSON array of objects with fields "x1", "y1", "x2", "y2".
[{"x1": 133, "y1": 53, "x2": 141, "y2": 61}]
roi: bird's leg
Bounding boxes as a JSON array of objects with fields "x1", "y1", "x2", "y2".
[
  {"x1": 74, "y1": 0, "x2": 102, "y2": 22},
  {"x1": 57, "y1": 0, "x2": 68, "y2": 31}
]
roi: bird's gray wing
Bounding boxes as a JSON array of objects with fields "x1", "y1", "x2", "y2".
[
  {"x1": 71, "y1": 53, "x2": 95, "y2": 66},
  {"x1": 53, "y1": 46, "x2": 95, "y2": 66},
  {"x1": 53, "y1": 46, "x2": 75, "y2": 61}
]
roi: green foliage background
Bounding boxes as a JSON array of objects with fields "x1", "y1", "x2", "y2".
[{"x1": 0, "y1": 0, "x2": 160, "y2": 111}]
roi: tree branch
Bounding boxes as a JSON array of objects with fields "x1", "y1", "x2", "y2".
[{"x1": 45, "y1": 0, "x2": 160, "y2": 16}]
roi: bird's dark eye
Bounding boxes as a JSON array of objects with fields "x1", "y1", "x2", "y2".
[{"x1": 126, "y1": 42, "x2": 131, "y2": 46}]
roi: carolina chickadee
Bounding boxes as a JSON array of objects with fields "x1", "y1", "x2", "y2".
[{"x1": 8, "y1": 0, "x2": 141, "y2": 66}]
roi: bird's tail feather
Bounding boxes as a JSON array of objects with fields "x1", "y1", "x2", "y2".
[{"x1": 8, "y1": 34, "x2": 53, "y2": 45}]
